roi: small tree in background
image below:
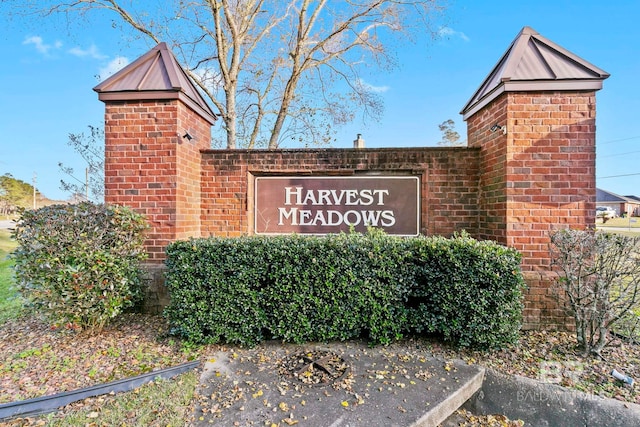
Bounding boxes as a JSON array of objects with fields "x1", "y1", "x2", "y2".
[
  {"x1": 58, "y1": 125, "x2": 105, "y2": 202},
  {"x1": 0, "y1": 173, "x2": 36, "y2": 213},
  {"x1": 437, "y1": 119, "x2": 465, "y2": 146},
  {"x1": 12, "y1": 203, "x2": 148, "y2": 331},
  {"x1": 550, "y1": 229, "x2": 640, "y2": 355}
]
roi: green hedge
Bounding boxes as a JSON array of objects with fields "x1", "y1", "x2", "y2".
[
  {"x1": 405, "y1": 234, "x2": 525, "y2": 349},
  {"x1": 165, "y1": 231, "x2": 525, "y2": 349},
  {"x1": 12, "y1": 202, "x2": 148, "y2": 331}
]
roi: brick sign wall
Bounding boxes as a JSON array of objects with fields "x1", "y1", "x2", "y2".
[
  {"x1": 101, "y1": 97, "x2": 599, "y2": 329},
  {"x1": 199, "y1": 148, "x2": 480, "y2": 240},
  {"x1": 99, "y1": 30, "x2": 607, "y2": 328}
]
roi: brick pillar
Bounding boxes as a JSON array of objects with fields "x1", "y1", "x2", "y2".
[
  {"x1": 103, "y1": 99, "x2": 211, "y2": 262},
  {"x1": 467, "y1": 91, "x2": 597, "y2": 328},
  {"x1": 462, "y1": 26, "x2": 608, "y2": 329},
  {"x1": 95, "y1": 42, "x2": 216, "y2": 264},
  {"x1": 505, "y1": 92, "x2": 596, "y2": 266},
  {"x1": 466, "y1": 95, "x2": 509, "y2": 245},
  {"x1": 507, "y1": 91, "x2": 596, "y2": 328}
]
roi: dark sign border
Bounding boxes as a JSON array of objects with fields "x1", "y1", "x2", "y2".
[{"x1": 254, "y1": 176, "x2": 420, "y2": 236}]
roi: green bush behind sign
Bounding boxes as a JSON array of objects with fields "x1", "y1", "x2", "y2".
[{"x1": 165, "y1": 231, "x2": 525, "y2": 349}]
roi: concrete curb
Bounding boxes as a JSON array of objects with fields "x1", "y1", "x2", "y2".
[
  {"x1": 414, "y1": 368, "x2": 484, "y2": 427},
  {"x1": 464, "y1": 369, "x2": 640, "y2": 427}
]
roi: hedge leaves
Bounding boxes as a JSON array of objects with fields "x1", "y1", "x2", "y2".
[
  {"x1": 12, "y1": 203, "x2": 148, "y2": 331},
  {"x1": 165, "y1": 231, "x2": 525, "y2": 349}
]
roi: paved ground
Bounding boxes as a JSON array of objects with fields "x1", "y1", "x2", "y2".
[
  {"x1": 191, "y1": 340, "x2": 484, "y2": 427},
  {"x1": 189, "y1": 338, "x2": 640, "y2": 427},
  {"x1": 0, "y1": 220, "x2": 15, "y2": 230}
]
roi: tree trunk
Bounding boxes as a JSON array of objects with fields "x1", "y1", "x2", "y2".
[
  {"x1": 224, "y1": 84, "x2": 238, "y2": 149},
  {"x1": 268, "y1": 74, "x2": 300, "y2": 149}
]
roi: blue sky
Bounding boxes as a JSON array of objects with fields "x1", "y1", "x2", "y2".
[{"x1": 1, "y1": 0, "x2": 638, "y2": 201}]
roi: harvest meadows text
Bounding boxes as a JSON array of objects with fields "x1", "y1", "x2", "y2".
[{"x1": 277, "y1": 186, "x2": 396, "y2": 227}]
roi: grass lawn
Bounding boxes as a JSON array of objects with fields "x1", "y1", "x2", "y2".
[
  {"x1": 597, "y1": 217, "x2": 640, "y2": 228},
  {"x1": 37, "y1": 371, "x2": 198, "y2": 426},
  {"x1": 0, "y1": 229, "x2": 22, "y2": 324},
  {"x1": 0, "y1": 314, "x2": 201, "y2": 426},
  {"x1": 597, "y1": 217, "x2": 640, "y2": 238}
]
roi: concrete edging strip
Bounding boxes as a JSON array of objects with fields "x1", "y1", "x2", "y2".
[
  {"x1": 466, "y1": 369, "x2": 640, "y2": 427},
  {"x1": 413, "y1": 368, "x2": 485, "y2": 427},
  {"x1": 0, "y1": 360, "x2": 200, "y2": 421}
]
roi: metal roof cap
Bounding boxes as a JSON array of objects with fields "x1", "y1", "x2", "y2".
[
  {"x1": 461, "y1": 26, "x2": 610, "y2": 120},
  {"x1": 94, "y1": 42, "x2": 217, "y2": 125}
]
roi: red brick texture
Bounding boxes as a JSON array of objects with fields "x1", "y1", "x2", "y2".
[
  {"x1": 467, "y1": 91, "x2": 597, "y2": 328},
  {"x1": 103, "y1": 99, "x2": 211, "y2": 262},
  {"x1": 199, "y1": 148, "x2": 480, "y2": 238}
]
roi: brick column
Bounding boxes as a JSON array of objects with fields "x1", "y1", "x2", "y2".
[
  {"x1": 507, "y1": 91, "x2": 596, "y2": 328},
  {"x1": 467, "y1": 91, "x2": 598, "y2": 328},
  {"x1": 103, "y1": 99, "x2": 211, "y2": 262},
  {"x1": 463, "y1": 26, "x2": 608, "y2": 329},
  {"x1": 95, "y1": 42, "x2": 216, "y2": 263},
  {"x1": 466, "y1": 96, "x2": 509, "y2": 244},
  {"x1": 505, "y1": 92, "x2": 596, "y2": 267}
]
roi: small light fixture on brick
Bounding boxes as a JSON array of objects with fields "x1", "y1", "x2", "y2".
[
  {"x1": 490, "y1": 124, "x2": 506, "y2": 135},
  {"x1": 182, "y1": 131, "x2": 193, "y2": 141}
]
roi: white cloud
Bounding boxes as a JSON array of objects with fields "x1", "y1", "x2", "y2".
[
  {"x1": 68, "y1": 44, "x2": 108, "y2": 60},
  {"x1": 355, "y1": 78, "x2": 390, "y2": 94},
  {"x1": 97, "y1": 56, "x2": 130, "y2": 81},
  {"x1": 23, "y1": 36, "x2": 63, "y2": 55},
  {"x1": 437, "y1": 26, "x2": 470, "y2": 42}
]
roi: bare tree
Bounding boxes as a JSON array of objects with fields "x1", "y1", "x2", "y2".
[
  {"x1": 437, "y1": 119, "x2": 464, "y2": 146},
  {"x1": 9, "y1": 0, "x2": 445, "y2": 149},
  {"x1": 59, "y1": 126, "x2": 105, "y2": 202},
  {"x1": 550, "y1": 229, "x2": 640, "y2": 356}
]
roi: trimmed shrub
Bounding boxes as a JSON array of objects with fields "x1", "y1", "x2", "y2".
[
  {"x1": 261, "y1": 232, "x2": 411, "y2": 344},
  {"x1": 165, "y1": 237, "x2": 269, "y2": 346},
  {"x1": 406, "y1": 233, "x2": 525, "y2": 349},
  {"x1": 165, "y1": 231, "x2": 525, "y2": 349},
  {"x1": 12, "y1": 202, "x2": 148, "y2": 331},
  {"x1": 165, "y1": 231, "x2": 411, "y2": 346}
]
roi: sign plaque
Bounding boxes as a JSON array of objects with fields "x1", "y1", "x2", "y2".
[{"x1": 255, "y1": 176, "x2": 420, "y2": 235}]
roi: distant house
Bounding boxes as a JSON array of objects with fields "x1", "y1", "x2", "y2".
[{"x1": 596, "y1": 188, "x2": 640, "y2": 217}]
